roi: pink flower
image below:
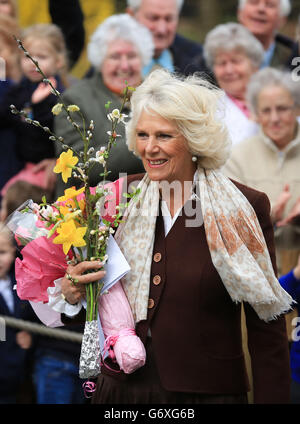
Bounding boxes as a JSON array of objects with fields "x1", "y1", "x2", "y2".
[{"x1": 15, "y1": 236, "x2": 72, "y2": 302}]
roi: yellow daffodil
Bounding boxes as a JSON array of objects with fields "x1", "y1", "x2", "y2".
[
  {"x1": 57, "y1": 186, "x2": 85, "y2": 202},
  {"x1": 58, "y1": 205, "x2": 72, "y2": 218},
  {"x1": 57, "y1": 204, "x2": 84, "y2": 226},
  {"x1": 53, "y1": 149, "x2": 78, "y2": 183},
  {"x1": 53, "y1": 219, "x2": 87, "y2": 255}
]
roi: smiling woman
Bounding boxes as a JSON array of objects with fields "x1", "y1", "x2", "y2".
[
  {"x1": 135, "y1": 111, "x2": 195, "y2": 186},
  {"x1": 59, "y1": 68, "x2": 293, "y2": 404},
  {"x1": 204, "y1": 22, "x2": 264, "y2": 146},
  {"x1": 224, "y1": 67, "x2": 300, "y2": 275}
]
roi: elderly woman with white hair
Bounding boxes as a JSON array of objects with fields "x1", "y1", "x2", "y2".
[
  {"x1": 204, "y1": 22, "x2": 264, "y2": 146},
  {"x1": 224, "y1": 67, "x2": 300, "y2": 276},
  {"x1": 59, "y1": 69, "x2": 292, "y2": 404},
  {"x1": 54, "y1": 14, "x2": 154, "y2": 195}
]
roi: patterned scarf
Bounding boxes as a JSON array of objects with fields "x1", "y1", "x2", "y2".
[{"x1": 115, "y1": 167, "x2": 294, "y2": 323}]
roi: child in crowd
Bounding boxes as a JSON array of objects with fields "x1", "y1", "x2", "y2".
[
  {"x1": 0, "y1": 223, "x2": 34, "y2": 403},
  {"x1": 1, "y1": 180, "x2": 85, "y2": 404},
  {"x1": 0, "y1": 23, "x2": 70, "y2": 202},
  {"x1": 0, "y1": 0, "x2": 18, "y2": 18},
  {"x1": 0, "y1": 180, "x2": 54, "y2": 221}
]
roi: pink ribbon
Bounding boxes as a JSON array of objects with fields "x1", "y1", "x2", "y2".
[
  {"x1": 82, "y1": 380, "x2": 96, "y2": 398},
  {"x1": 101, "y1": 328, "x2": 136, "y2": 372}
]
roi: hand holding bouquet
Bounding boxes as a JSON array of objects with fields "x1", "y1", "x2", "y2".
[{"x1": 8, "y1": 37, "x2": 145, "y2": 379}]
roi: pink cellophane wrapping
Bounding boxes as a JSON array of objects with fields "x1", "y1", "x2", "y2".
[
  {"x1": 15, "y1": 236, "x2": 70, "y2": 302},
  {"x1": 99, "y1": 281, "x2": 146, "y2": 374}
]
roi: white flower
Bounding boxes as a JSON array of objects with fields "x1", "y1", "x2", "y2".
[
  {"x1": 95, "y1": 150, "x2": 106, "y2": 165},
  {"x1": 107, "y1": 109, "x2": 128, "y2": 123},
  {"x1": 39, "y1": 205, "x2": 58, "y2": 220},
  {"x1": 111, "y1": 109, "x2": 121, "y2": 119},
  {"x1": 31, "y1": 202, "x2": 40, "y2": 214}
]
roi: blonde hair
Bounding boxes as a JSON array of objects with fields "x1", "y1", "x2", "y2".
[
  {"x1": 126, "y1": 69, "x2": 231, "y2": 170},
  {"x1": 21, "y1": 23, "x2": 69, "y2": 87}
]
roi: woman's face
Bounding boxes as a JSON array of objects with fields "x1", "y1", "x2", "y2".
[
  {"x1": 135, "y1": 110, "x2": 196, "y2": 185},
  {"x1": 21, "y1": 39, "x2": 63, "y2": 82},
  {"x1": 213, "y1": 49, "x2": 257, "y2": 100},
  {"x1": 101, "y1": 39, "x2": 142, "y2": 94},
  {"x1": 256, "y1": 85, "x2": 298, "y2": 149}
]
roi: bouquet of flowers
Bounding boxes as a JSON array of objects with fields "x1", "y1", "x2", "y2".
[{"x1": 7, "y1": 38, "x2": 145, "y2": 380}]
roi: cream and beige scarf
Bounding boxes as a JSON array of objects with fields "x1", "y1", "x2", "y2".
[{"x1": 115, "y1": 167, "x2": 294, "y2": 323}]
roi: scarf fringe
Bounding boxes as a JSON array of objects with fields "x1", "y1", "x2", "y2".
[{"x1": 115, "y1": 168, "x2": 295, "y2": 323}]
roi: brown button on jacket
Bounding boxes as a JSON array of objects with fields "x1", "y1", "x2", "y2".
[{"x1": 65, "y1": 173, "x2": 291, "y2": 403}]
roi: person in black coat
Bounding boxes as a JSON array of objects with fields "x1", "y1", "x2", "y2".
[
  {"x1": 0, "y1": 224, "x2": 35, "y2": 404},
  {"x1": 0, "y1": 23, "x2": 69, "y2": 200},
  {"x1": 49, "y1": 0, "x2": 85, "y2": 69}
]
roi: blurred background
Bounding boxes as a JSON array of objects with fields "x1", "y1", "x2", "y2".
[{"x1": 16, "y1": 0, "x2": 300, "y2": 77}]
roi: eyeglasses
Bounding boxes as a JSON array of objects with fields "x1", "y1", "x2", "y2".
[{"x1": 257, "y1": 105, "x2": 295, "y2": 117}]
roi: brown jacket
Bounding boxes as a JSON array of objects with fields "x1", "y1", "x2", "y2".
[{"x1": 65, "y1": 174, "x2": 291, "y2": 403}]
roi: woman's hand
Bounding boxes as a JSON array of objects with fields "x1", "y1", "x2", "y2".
[
  {"x1": 277, "y1": 196, "x2": 300, "y2": 227},
  {"x1": 272, "y1": 184, "x2": 291, "y2": 224},
  {"x1": 61, "y1": 260, "x2": 106, "y2": 305}
]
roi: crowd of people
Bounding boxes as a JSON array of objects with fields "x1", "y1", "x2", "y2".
[{"x1": 1, "y1": 0, "x2": 300, "y2": 405}]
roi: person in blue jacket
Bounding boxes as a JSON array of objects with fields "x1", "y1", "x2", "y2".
[{"x1": 279, "y1": 256, "x2": 300, "y2": 403}]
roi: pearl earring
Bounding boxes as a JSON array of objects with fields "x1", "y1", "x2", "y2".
[{"x1": 192, "y1": 156, "x2": 197, "y2": 162}]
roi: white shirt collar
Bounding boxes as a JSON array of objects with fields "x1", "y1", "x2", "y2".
[{"x1": 161, "y1": 171, "x2": 201, "y2": 236}]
